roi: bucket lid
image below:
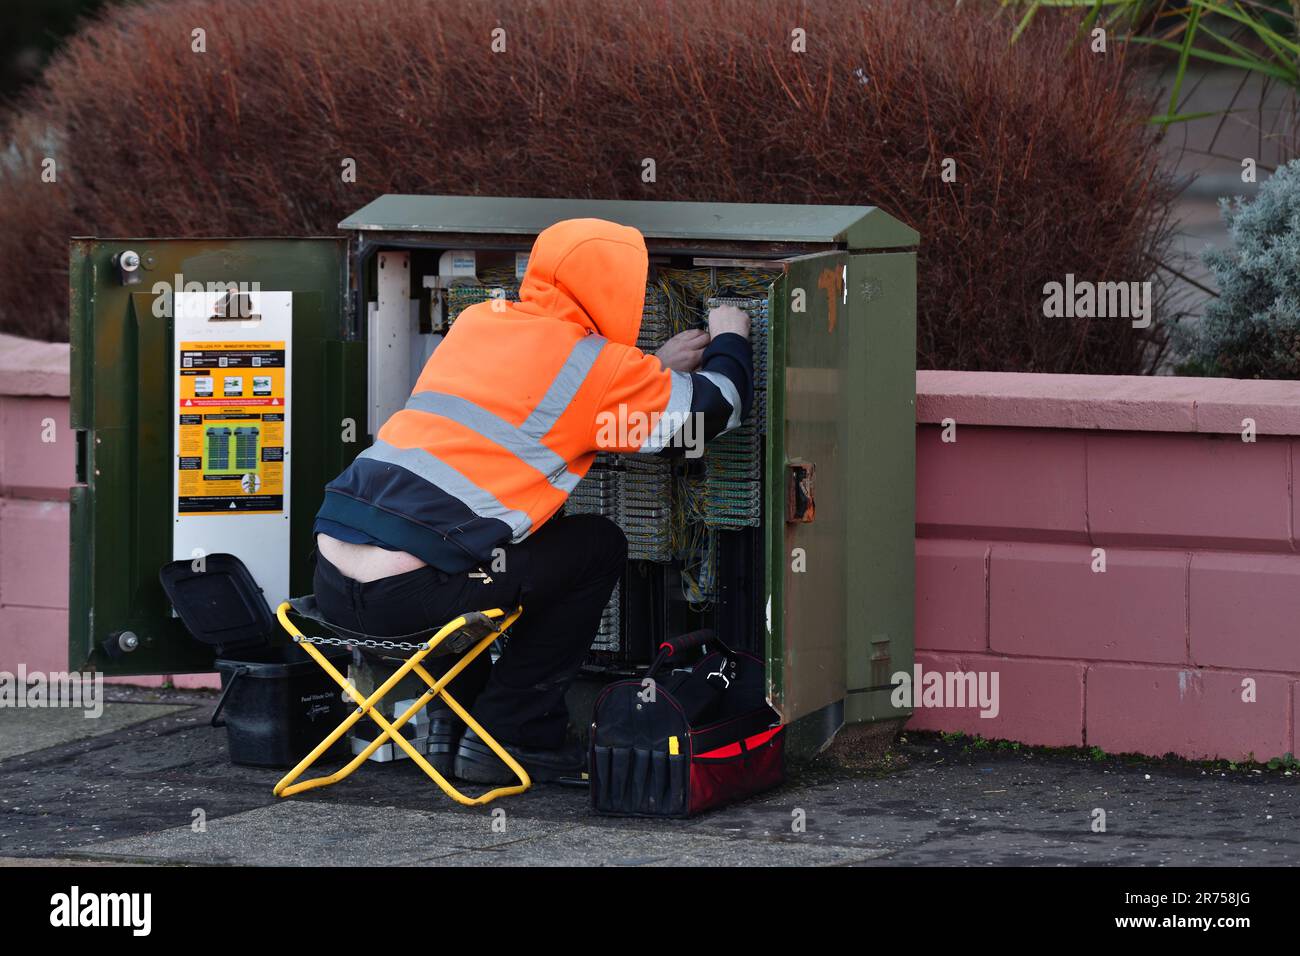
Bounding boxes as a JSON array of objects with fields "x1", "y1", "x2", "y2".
[{"x1": 158, "y1": 553, "x2": 274, "y2": 655}]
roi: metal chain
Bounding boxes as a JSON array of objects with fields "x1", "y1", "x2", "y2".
[{"x1": 294, "y1": 634, "x2": 432, "y2": 652}]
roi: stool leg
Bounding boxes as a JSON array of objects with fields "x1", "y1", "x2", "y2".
[
  {"x1": 418, "y1": 678, "x2": 532, "y2": 803},
  {"x1": 274, "y1": 605, "x2": 482, "y2": 797},
  {"x1": 272, "y1": 604, "x2": 531, "y2": 806},
  {"x1": 404, "y1": 614, "x2": 532, "y2": 805}
]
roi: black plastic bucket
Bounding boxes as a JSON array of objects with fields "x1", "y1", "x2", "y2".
[{"x1": 211, "y1": 644, "x2": 351, "y2": 768}]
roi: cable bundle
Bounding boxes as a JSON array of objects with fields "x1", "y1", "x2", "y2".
[{"x1": 445, "y1": 265, "x2": 521, "y2": 325}]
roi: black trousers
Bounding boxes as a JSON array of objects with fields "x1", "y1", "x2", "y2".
[{"x1": 312, "y1": 514, "x2": 626, "y2": 749}]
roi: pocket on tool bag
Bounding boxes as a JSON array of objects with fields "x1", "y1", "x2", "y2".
[
  {"x1": 591, "y1": 745, "x2": 689, "y2": 816},
  {"x1": 590, "y1": 679, "x2": 693, "y2": 817}
]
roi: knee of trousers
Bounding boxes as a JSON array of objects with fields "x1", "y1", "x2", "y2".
[
  {"x1": 594, "y1": 514, "x2": 628, "y2": 564},
  {"x1": 563, "y1": 513, "x2": 628, "y2": 568}
]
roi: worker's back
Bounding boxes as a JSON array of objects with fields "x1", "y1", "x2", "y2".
[{"x1": 315, "y1": 217, "x2": 752, "y2": 575}]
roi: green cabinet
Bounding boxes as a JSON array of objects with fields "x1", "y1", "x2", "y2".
[
  {"x1": 69, "y1": 198, "x2": 916, "y2": 752},
  {"x1": 69, "y1": 238, "x2": 361, "y2": 674}
]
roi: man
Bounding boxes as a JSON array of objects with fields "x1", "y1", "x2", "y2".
[{"x1": 312, "y1": 217, "x2": 751, "y2": 783}]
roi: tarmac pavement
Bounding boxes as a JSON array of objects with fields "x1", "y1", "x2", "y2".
[{"x1": 1, "y1": 688, "x2": 1297, "y2": 867}]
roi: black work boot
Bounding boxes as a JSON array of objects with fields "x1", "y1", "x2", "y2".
[
  {"x1": 454, "y1": 727, "x2": 584, "y2": 784},
  {"x1": 425, "y1": 704, "x2": 461, "y2": 777}
]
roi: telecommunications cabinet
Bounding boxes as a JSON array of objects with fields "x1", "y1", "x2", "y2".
[{"x1": 69, "y1": 196, "x2": 918, "y2": 755}]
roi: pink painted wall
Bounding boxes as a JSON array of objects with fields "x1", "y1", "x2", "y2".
[
  {"x1": 0, "y1": 334, "x2": 215, "y2": 689},
  {"x1": 2, "y1": 336, "x2": 1297, "y2": 760},
  {"x1": 914, "y1": 371, "x2": 1300, "y2": 762},
  {"x1": 0, "y1": 336, "x2": 74, "y2": 678}
]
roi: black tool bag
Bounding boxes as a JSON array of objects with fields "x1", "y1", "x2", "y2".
[{"x1": 589, "y1": 629, "x2": 785, "y2": 817}]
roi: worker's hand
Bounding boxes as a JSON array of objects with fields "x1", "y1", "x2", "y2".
[
  {"x1": 708, "y1": 304, "x2": 750, "y2": 341},
  {"x1": 655, "y1": 328, "x2": 709, "y2": 372}
]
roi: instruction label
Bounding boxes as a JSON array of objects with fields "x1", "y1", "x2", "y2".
[{"x1": 176, "y1": 341, "x2": 286, "y2": 514}]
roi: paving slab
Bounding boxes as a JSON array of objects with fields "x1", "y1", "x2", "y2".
[
  {"x1": 77, "y1": 800, "x2": 885, "y2": 866},
  {"x1": 76, "y1": 800, "x2": 564, "y2": 866},
  {"x1": 433, "y1": 823, "x2": 884, "y2": 866},
  {"x1": 0, "y1": 856, "x2": 145, "y2": 867},
  {"x1": 690, "y1": 756, "x2": 1300, "y2": 866},
  {"x1": 0, "y1": 702, "x2": 188, "y2": 760}
]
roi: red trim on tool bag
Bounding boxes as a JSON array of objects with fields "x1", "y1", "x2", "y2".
[
  {"x1": 695, "y1": 740, "x2": 743, "y2": 759},
  {"x1": 691, "y1": 723, "x2": 780, "y2": 762},
  {"x1": 687, "y1": 725, "x2": 785, "y2": 815}
]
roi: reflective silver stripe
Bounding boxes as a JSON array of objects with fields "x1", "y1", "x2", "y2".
[
  {"x1": 637, "y1": 370, "x2": 695, "y2": 453},
  {"x1": 550, "y1": 469, "x2": 584, "y2": 494},
  {"x1": 698, "y1": 370, "x2": 743, "y2": 432},
  {"x1": 358, "y1": 440, "x2": 532, "y2": 537},
  {"x1": 521, "y1": 334, "x2": 607, "y2": 438},
  {"x1": 404, "y1": 391, "x2": 583, "y2": 491}
]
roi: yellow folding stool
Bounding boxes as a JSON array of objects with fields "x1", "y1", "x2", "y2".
[{"x1": 272, "y1": 597, "x2": 531, "y2": 806}]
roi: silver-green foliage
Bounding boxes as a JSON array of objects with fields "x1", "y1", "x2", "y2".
[{"x1": 1182, "y1": 160, "x2": 1300, "y2": 378}]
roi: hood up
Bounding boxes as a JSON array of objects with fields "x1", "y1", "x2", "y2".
[{"x1": 515, "y1": 217, "x2": 649, "y2": 347}]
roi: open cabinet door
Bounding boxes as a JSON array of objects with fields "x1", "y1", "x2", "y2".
[
  {"x1": 69, "y1": 238, "x2": 363, "y2": 675},
  {"x1": 765, "y1": 249, "x2": 917, "y2": 755},
  {"x1": 766, "y1": 251, "x2": 853, "y2": 752}
]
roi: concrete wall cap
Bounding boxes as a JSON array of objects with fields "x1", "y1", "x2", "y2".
[
  {"x1": 917, "y1": 370, "x2": 1300, "y2": 436},
  {"x1": 0, "y1": 334, "x2": 70, "y2": 398}
]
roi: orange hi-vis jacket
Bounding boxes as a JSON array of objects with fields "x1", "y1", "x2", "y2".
[{"x1": 315, "y1": 217, "x2": 753, "y2": 573}]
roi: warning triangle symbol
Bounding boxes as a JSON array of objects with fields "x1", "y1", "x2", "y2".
[
  {"x1": 184, "y1": 399, "x2": 193, "y2": 406},
  {"x1": 229, "y1": 502, "x2": 237, "y2": 509},
  {"x1": 270, "y1": 398, "x2": 280, "y2": 405}
]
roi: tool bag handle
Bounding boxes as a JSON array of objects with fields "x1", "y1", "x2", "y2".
[{"x1": 647, "y1": 628, "x2": 725, "y2": 679}]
